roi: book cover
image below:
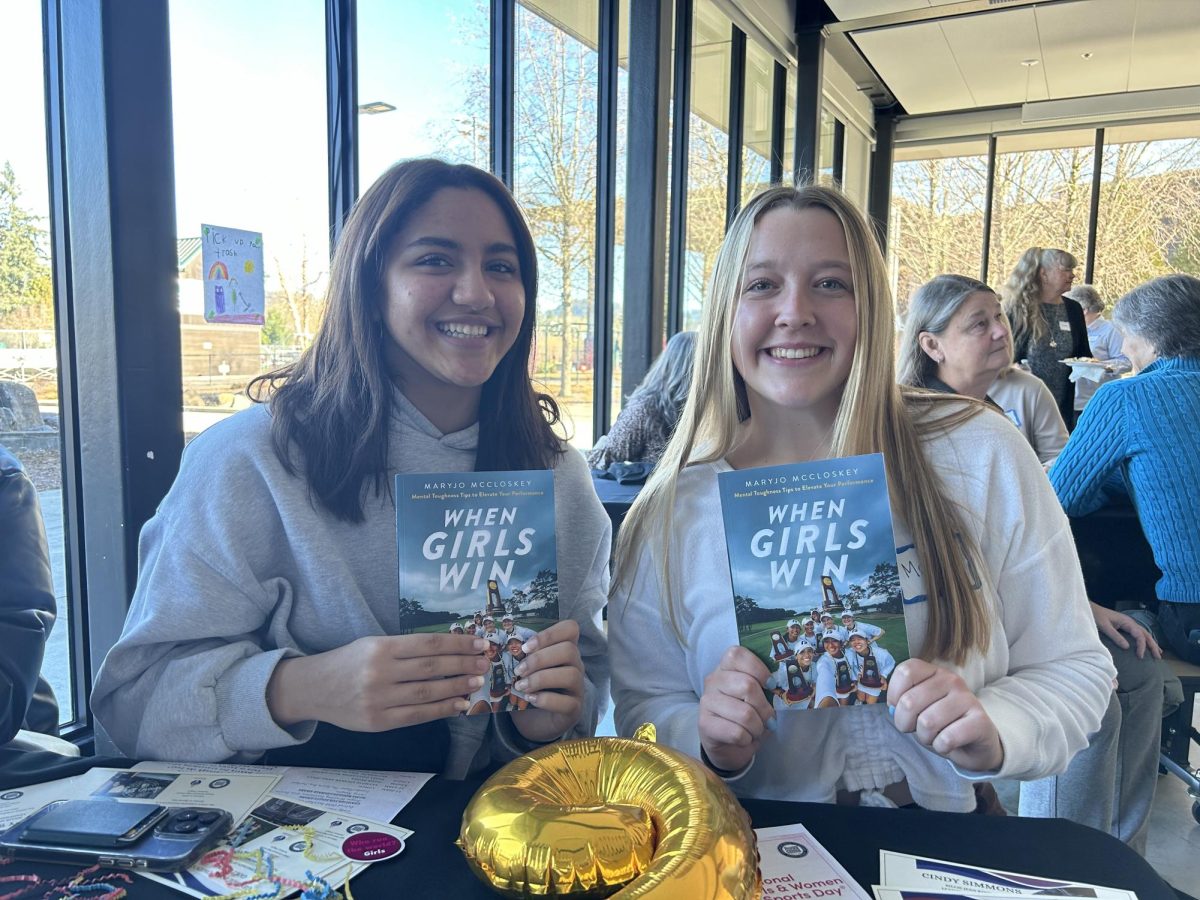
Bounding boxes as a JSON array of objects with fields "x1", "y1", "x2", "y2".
[
  {"x1": 717, "y1": 453, "x2": 905, "y2": 711},
  {"x1": 396, "y1": 470, "x2": 557, "y2": 715}
]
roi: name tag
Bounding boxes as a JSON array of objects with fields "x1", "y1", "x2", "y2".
[{"x1": 1059, "y1": 320, "x2": 1072, "y2": 331}]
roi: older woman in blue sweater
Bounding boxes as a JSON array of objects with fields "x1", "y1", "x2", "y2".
[{"x1": 1051, "y1": 274, "x2": 1200, "y2": 665}]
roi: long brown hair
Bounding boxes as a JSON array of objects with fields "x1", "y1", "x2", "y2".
[
  {"x1": 613, "y1": 184, "x2": 990, "y2": 665},
  {"x1": 249, "y1": 159, "x2": 562, "y2": 522}
]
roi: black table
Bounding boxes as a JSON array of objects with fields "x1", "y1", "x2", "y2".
[
  {"x1": 590, "y1": 472, "x2": 642, "y2": 539},
  {"x1": 0, "y1": 766, "x2": 1180, "y2": 900}
]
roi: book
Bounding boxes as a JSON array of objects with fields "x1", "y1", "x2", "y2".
[
  {"x1": 756, "y1": 823, "x2": 871, "y2": 900},
  {"x1": 717, "y1": 453, "x2": 906, "y2": 711},
  {"x1": 396, "y1": 469, "x2": 558, "y2": 715}
]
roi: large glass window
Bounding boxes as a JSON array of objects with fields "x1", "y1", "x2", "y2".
[
  {"x1": 514, "y1": 1, "x2": 601, "y2": 450},
  {"x1": 987, "y1": 130, "x2": 1095, "y2": 290},
  {"x1": 890, "y1": 140, "x2": 989, "y2": 311},
  {"x1": 1, "y1": 2, "x2": 75, "y2": 726},
  {"x1": 1093, "y1": 121, "x2": 1200, "y2": 301},
  {"x1": 682, "y1": 0, "x2": 731, "y2": 333},
  {"x1": 357, "y1": 1, "x2": 491, "y2": 185},
  {"x1": 610, "y1": 0, "x2": 630, "y2": 422},
  {"x1": 170, "y1": 0, "x2": 329, "y2": 440},
  {"x1": 740, "y1": 39, "x2": 774, "y2": 209}
]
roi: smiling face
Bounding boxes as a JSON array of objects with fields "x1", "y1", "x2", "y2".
[
  {"x1": 921, "y1": 290, "x2": 1011, "y2": 395},
  {"x1": 787, "y1": 624, "x2": 801, "y2": 640},
  {"x1": 381, "y1": 187, "x2": 525, "y2": 417},
  {"x1": 731, "y1": 206, "x2": 858, "y2": 433},
  {"x1": 1040, "y1": 261, "x2": 1076, "y2": 301},
  {"x1": 849, "y1": 635, "x2": 869, "y2": 655}
]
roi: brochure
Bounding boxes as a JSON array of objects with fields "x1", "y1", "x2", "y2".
[
  {"x1": 717, "y1": 453, "x2": 905, "y2": 711},
  {"x1": 396, "y1": 469, "x2": 558, "y2": 715},
  {"x1": 142, "y1": 794, "x2": 411, "y2": 898},
  {"x1": 757, "y1": 823, "x2": 872, "y2": 900},
  {"x1": 876, "y1": 851, "x2": 1138, "y2": 900},
  {"x1": 132, "y1": 761, "x2": 433, "y2": 824},
  {"x1": 0, "y1": 767, "x2": 278, "y2": 832}
]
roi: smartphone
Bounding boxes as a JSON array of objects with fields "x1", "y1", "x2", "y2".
[{"x1": 0, "y1": 799, "x2": 233, "y2": 872}]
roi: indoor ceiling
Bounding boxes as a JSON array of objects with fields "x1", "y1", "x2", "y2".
[{"x1": 825, "y1": 0, "x2": 1200, "y2": 116}]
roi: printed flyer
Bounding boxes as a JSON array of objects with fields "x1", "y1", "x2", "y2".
[
  {"x1": 756, "y1": 823, "x2": 871, "y2": 900},
  {"x1": 876, "y1": 851, "x2": 1138, "y2": 900},
  {"x1": 397, "y1": 469, "x2": 557, "y2": 715},
  {"x1": 717, "y1": 453, "x2": 904, "y2": 712}
]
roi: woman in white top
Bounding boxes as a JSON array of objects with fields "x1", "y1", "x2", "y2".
[{"x1": 608, "y1": 185, "x2": 1113, "y2": 810}]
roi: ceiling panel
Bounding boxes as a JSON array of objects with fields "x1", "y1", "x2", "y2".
[
  {"x1": 1128, "y1": 0, "x2": 1200, "y2": 92},
  {"x1": 826, "y1": 1, "x2": 932, "y2": 18},
  {"x1": 939, "y1": 7, "x2": 1048, "y2": 107},
  {"x1": 1034, "y1": 0, "x2": 1135, "y2": 98},
  {"x1": 853, "y1": 22, "x2": 975, "y2": 114}
]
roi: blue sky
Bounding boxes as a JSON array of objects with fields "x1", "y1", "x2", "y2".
[{"x1": 718, "y1": 453, "x2": 896, "y2": 610}]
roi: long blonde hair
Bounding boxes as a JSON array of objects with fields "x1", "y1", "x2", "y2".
[
  {"x1": 612, "y1": 184, "x2": 991, "y2": 665},
  {"x1": 1000, "y1": 246, "x2": 1076, "y2": 352}
]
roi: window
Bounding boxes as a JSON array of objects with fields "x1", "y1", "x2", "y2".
[
  {"x1": 357, "y1": 1, "x2": 491, "y2": 184},
  {"x1": 0, "y1": 1, "x2": 75, "y2": 726},
  {"x1": 1093, "y1": 121, "x2": 1200, "y2": 301},
  {"x1": 890, "y1": 140, "x2": 989, "y2": 311},
  {"x1": 169, "y1": 0, "x2": 329, "y2": 440},
  {"x1": 611, "y1": 0, "x2": 630, "y2": 422},
  {"x1": 740, "y1": 39, "x2": 775, "y2": 208},
  {"x1": 682, "y1": 0, "x2": 731, "y2": 333},
  {"x1": 988, "y1": 130, "x2": 1095, "y2": 291},
  {"x1": 514, "y1": 1, "x2": 601, "y2": 450}
]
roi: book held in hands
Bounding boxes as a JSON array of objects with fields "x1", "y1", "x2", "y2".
[
  {"x1": 396, "y1": 470, "x2": 558, "y2": 715},
  {"x1": 717, "y1": 453, "x2": 906, "y2": 711}
]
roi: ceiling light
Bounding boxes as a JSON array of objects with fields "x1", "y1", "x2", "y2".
[
  {"x1": 1081, "y1": 52, "x2": 1094, "y2": 60},
  {"x1": 358, "y1": 101, "x2": 396, "y2": 115},
  {"x1": 1020, "y1": 58, "x2": 1040, "y2": 67}
]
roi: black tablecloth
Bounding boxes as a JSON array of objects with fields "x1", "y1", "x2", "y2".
[{"x1": 0, "y1": 765, "x2": 1179, "y2": 899}]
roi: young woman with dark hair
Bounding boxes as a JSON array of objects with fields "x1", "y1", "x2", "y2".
[{"x1": 92, "y1": 160, "x2": 610, "y2": 777}]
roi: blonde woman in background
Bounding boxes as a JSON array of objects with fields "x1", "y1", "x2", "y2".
[
  {"x1": 608, "y1": 184, "x2": 1113, "y2": 811},
  {"x1": 1001, "y1": 247, "x2": 1091, "y2": 426}
]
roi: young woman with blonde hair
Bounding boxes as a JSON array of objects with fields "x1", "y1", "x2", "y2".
[
  {"x1": 1000, "y1": 247, "x2": 1090, "y2": 424},
  {"x1": 609, "y1": 185, "x2": 1113, "y2": 810}
]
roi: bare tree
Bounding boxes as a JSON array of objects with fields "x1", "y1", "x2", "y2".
[{"x1": 272, "y1": 238, "x2": 326, "y2": 348}]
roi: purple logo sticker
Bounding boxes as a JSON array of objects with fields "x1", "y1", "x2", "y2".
[{"x1": 341, "y1": 832, "x2": 404, "y2": 862}]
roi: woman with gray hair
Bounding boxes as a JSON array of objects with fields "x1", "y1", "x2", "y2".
[
  {"x1": 1052, "y1": 273, "x2": 1200, "y2": 666},
  {"x1": 587, "y1": 330, "x2": 696, "y2": 469},
  {"x1": 898, "y1": 274, "x2": 1067, "y2": 465},
  {"x1": 1065, "y1": 284, "x2": 1131, "y2": 413},
  {"x1": 1001, "y1": 247, "x2": 1091, "y2": 425}
]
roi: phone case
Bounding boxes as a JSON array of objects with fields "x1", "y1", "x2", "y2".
[
  {"x1": 0, "y1": 801, "x2": 234, "y2": 872},
  {"x1": 20, "y1": 799, "x2": 166, "y2": 847}
]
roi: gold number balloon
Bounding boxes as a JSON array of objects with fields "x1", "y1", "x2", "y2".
[{"x1": 457, "y1": 731, "x2": 760, "y2": 898}]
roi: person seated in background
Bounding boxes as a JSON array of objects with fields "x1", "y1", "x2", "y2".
[
  {"x1": 1065, "y1": 284, "x2": 1132, "y2": 416},
  {"x1": 897, "y1": 274, "x2": 1067, "y2": 465},
  {"x1": 91, "y1": 159, "x2": 609, "y2": 776},
  {"x1": 1052, "y1": 274, "x2": 1200, "y2": 667},
  {"x1": 900, "y1": 273, "x2": 1161, "y2": 850},
  {"x1": 0, "y1": 443, "x2": 74, "y2": 771},
  {"x1": 1000, "y1": 247, "x2": 1091, "y2": 427},
  {"x1": 587, "y1": 330, "x2": 695, "y2": 470}
]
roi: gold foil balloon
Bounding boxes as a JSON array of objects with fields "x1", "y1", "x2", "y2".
[{"x1": 457, "y1": 730, "x2": 760, "y2": 898}]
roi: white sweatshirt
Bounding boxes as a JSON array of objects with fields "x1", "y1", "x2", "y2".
[{"x1": 609, "y1": 410, "x2": 1113, "y2": 811}]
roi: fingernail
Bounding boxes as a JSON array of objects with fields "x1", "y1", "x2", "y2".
[
  {"x1": 525, "y1": 694, "x2": 538, "y2": 706},
  {"x1": 469, "y1": 676, "x2": 484, "y2": 688},
  {"x1": 766, "y1": 716, "x2": 778, "y2": 733},
  {"x1": 887, "y1": 704, "x2": 896, "y2": 718},
  {"x1": 473, "y1": 639, "x2": 487, "y2": 651},
  {"x1": 515, "y1": 680, "x2": 528, "y2": 692},
  {"x1": 455, "y1": 699, "x2": 470, "y2": 712},
  {"x1": 514, "y1": 662, "x2": 527, "y2": 676},
  {"x1": 522, "y1": 639, "x2": 537, "y2": 654}
]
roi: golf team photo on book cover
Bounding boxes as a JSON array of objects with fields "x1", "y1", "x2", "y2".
[
  {"x1": 396, "y1": 470, "x2": 558, "y2": 716},
  {"x1": 717, "y1": 453, "x2": 906, "y2": 711}
]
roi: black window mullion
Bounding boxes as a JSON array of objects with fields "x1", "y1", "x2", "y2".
[
  {"x1": 490, "y1": 0, "x2": 516, "y2": 187},
  {"x1": 726, "y1": 26, "x2": 745, "y2": 226},
  {"x1": 593, "y1": 0, "x2": 618, "y2": 439},
  {"x1": 770, "y1": 61, "x2": 786, "y2": 184},
  {"x1": 666, "y1": 0, "x2": 693, "y2": 339},
  {"x1": 981, "y1": 134, "x2": 997, "y2": 283},
  {"x1": 831, "y1": 117, "x2": 845, "y2": 185},
  {"x1": 326, "y1": 0, "x2": 357, "y2": 244},
  {"x1": 1084, "y1": 128, "x2": 1104, "y2": 283}
]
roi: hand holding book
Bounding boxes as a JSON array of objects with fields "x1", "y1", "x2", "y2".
[
  {"x1": 887, "y1": 660, "x2": 1003, "y2": 772},
  {"x1": 508, "y1": 619, "x2": 586, "y2": 742},
  {"x1": 266, "y1": 634, "x2": 491, "y2": 731},
  {"x1": 698, "y1": 646, "x2": 777, "y2": 773}
]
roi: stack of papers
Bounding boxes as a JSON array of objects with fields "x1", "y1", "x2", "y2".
[
  {"x1": 0, "y1": 762, "x2": 433, "y2": 899},
  {"x1": 754, "y1": 826, "x2": 1137, "y2": 900}
]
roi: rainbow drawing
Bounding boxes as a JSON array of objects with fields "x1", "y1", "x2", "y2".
[{"x1": 207, "y1": 261, "x2": 230, "y2": 281}]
